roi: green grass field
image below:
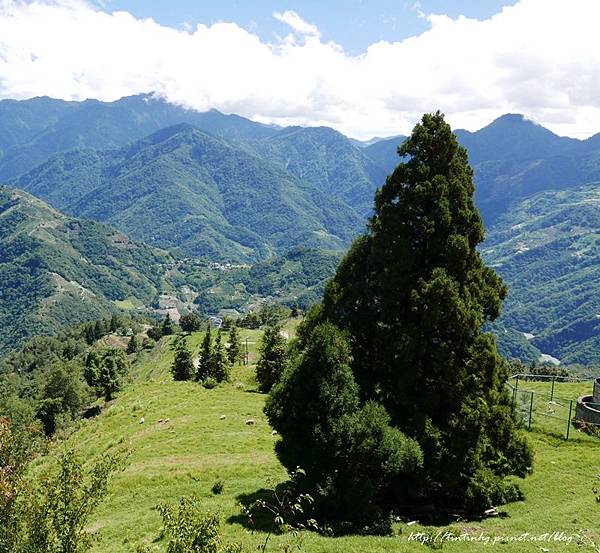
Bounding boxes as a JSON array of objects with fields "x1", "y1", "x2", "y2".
[{"x1": 53, "y1": 327, "x2": 600, "y2": 552}]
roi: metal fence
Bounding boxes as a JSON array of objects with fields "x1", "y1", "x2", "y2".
[{"x1": 506, "y1": 374, "x2": 600, "y2": 439}]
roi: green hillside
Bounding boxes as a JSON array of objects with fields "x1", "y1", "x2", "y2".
[
  {"x1": 0, "y1": 185, "x2": 173, "y2": 353},
  {"x1": 52, "y1": 328, "x2": 599, "y2": 553},
  {"x1": 14, "y1": 125, "x2": 363, "y2": 261},
  {"x1": 483, "y1": 183, "x2": 600, "y2": 364},
  {"x1": 240, "y1": 126, "x2": 388, "y2": 215},
  {"x1": 182, "y1": 247, "x2": 342, "y2": 314}
]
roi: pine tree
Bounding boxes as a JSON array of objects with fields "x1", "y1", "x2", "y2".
[
  {"x1": 210, "y1": 331, "x2": 230, "y2": 383},
  {"x1": 227, "y1": 324, "x2": 242, "y2": 365},
  {"x1": 255, "y1": 326, "x2": 287, "y2": 392},
  {"x1": 126, "y1": 334, "x2": 140, "y2": 354},
  {"x1": 161, "y1": 314, "x2": 175, "y2": 336},
  {"x1": 268, "y1": 112, "x2": 532, "y2": 519},
  {"x1": 109, "y1": 314, "x2": 120, "y2": 333},
  {"x1": 171, "y1": 340, "x2": 195, "y2": 381},
  {"x1": 196, "y1": 324, "x2": 212, "y2": 381}
]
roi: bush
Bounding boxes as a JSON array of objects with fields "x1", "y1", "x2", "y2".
[
  {"x1": 464, "y1": 468, "x2": 523, "y2": 513},
  {"x1": 265, "y1": 323, "x2": 422, "y2": 528},
  {"x1": 211, "y1": 480, "x2": 224, "y2": 495},
  {"x1": 201, "y1": 377, "x2": 218, "y2": 390},
  {"x1": 157, "y1": 497, "x2": 241, "y2": 553}
]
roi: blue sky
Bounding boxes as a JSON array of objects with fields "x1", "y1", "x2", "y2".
[{"x1": 97, "y1": 1, "x2": 518, "y2": 55}]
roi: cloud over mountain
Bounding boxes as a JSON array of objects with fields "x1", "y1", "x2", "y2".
[{"x1": 0, "y1": 0, "x2": 599, "y2": 139}]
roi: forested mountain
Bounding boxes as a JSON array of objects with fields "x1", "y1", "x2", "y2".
[
  {"x1": 483, "y1": 183, "x2": 600, "y2": 364},
  {"x1": 0, "y1": 185, "x2": 173, "y2": 353},
  {"x1": 0, "y1": 94, "x2": 279, "y2": 180},
  {"x1": 13, "y1": 124, "x2": 363, "y2": 261},
  {"x1": 240, "y1": 126, "x2": 388, "y2": 215}
]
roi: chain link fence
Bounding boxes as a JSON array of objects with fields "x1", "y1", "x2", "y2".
[{"x1": 506, "y1": 374, "x2": 600, "y2": 439}]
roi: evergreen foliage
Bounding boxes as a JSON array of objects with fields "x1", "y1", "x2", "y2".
[
  {"x1": 179, "y1": 312, "x2": 202, "y2": 334},
  {"x1": 209, "y1": 332, "x2": 230, "y2": 383},
  {"x1": 265, "y1": 323, "x2": 422, "y2": 526},
  {"x1": 227, "y1": 325, "x2": 243, "y2": 365},
  {"x1": 255, "y1": 326, "x2": 288, "y2": 393},
  {"x1": 161, "y1": 314, "x2": 175, "y2": 336},
  {"x1": 36, "y1": 363, "x2": 89, "y2": 436},
  {"x1": 267, "y1": 113, "x2": 533, "y2": 523},
  {"x1": 126, "y1": 334, "x2": 141, "y2": 354},
  {"x1": 171, "y1": 340, "x2": 195, "y2": 382},
  {"x1": 84, "y1": 349, "x2": 129, "y2": 402}
]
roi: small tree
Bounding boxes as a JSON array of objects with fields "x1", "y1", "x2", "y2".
[
  {"x1": 172, "y1": 340, "x2": 195, "y2": 382},
  {"x1": 84, "y1": 349, "x2": 129, "y2": 402},
  {"x1": 36, "y1": 363, "x2": 89, "y2": 436},
  {"x1": 227, "y1": 325, "x2": 243, "y2": 365},
  {"x1": 126, "y1": 334, "x2": 141, "y2": 354},
  {"x1": 255, "y1": 326, "x2": 287, "y2": 393},
  {"x1": 161, "y1": 314, "x2": 175, "y2": 336},
  {"x1": 180, "y1": 312, "x2": 202, "y2": 334},
  {"x1": 97, "y1": 354, "x2": 125, "y2": 401},
  {"x1": 147, "y1": 325, "x2": 163, "y2": 342},
  {"x1": 26, "y1": 449, "x2": 125, "y2": 553},
  {"x1": 210, "y1": 332, "x2": 230, "y2": 383},
  {"x1": 196, "y1": 325, "x2": 212, "y2": 382},
  {"x1": 0, "y1": 417, "x2": 44, "y2": 552},
  {"x1": 157, "y1": 497, "x2": 241, "y2": 553}
]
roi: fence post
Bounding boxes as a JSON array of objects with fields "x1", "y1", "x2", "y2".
[
  {"x1": 566, "y1": 400, "x2": 573, "y2": 440},
  {"x1": 528, "y1": 391, "x2": 534, "y2": 430},
  {"x1": 550, "y1": 376, "x2": 555, "y2": 401}
]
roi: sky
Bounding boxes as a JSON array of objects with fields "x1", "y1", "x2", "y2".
[{"x1": 0, "y1": 0, "x2": 598, "y2": 139}]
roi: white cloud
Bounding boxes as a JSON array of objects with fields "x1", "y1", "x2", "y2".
[
  {"x1": 273, "y1": 10, "x2": 320, "y2": 37},
  {"x1": 0, "y1": 0, "x2": 600, "y2": 139}
]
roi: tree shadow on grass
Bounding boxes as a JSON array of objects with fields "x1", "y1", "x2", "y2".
[{"x1": 226, "y1": 484, "x2": 289, "y2": 533}]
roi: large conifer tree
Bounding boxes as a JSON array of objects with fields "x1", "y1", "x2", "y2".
[{"x1": 267, "y1": 112, "x2": 532, "y2": 520}]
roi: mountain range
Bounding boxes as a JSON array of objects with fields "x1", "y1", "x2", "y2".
[{"x1": 3, "y1": 94, "x2": 600, "y2": 364}]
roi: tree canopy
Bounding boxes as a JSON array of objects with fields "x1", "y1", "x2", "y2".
[{"x1": 266, "y1": 112, "x2": 532, "y2": 525}]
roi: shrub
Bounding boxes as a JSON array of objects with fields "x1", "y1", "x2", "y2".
[
  {"x1": 157, "y1": 497, "x2": 241, "y2": 553},
  {"x1": 265, "y1": 323, "x2": 422, "y2": 528},
  {"x1": 211, "y1": 480, "x2": 224, "y2": 495},
  {"x1": 202, "y1": 377, "x2": 218, "y2": 390}
]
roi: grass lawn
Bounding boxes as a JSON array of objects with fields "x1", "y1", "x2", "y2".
[{"x1": 51, "y1": 328, "x2": 599, "y2": 552}]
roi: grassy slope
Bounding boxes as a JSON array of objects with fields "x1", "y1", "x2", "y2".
[{"x1": 57, "y1": 326, "x2": 599, "y2": 553}]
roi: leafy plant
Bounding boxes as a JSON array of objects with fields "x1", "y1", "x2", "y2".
[
  {"x1": 211, "y1": 480, "x2": 224, "y2": 495},
  {"x1": 156, "y1": 497, "x2": 241, "y2": 553}
]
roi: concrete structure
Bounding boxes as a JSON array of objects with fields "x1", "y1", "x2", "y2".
[{"x1": 575, "y1": 378, "x2": 600, "y2": 425}]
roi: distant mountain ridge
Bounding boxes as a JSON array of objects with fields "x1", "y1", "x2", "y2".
[
  {"x1": 0, "y1": 94, "x2": 280, "y2": 180},
  {"x1": 483, "y1": 183, "x2": 600, "y2": 365},
  {"x1": 13, "y1": 124, "x2": 364, "y2": 261}
]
